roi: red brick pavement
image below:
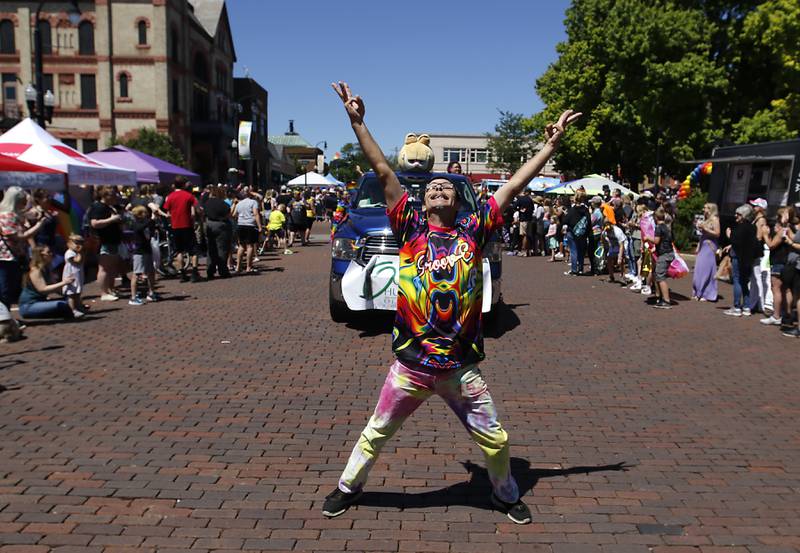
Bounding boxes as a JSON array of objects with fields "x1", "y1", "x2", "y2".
[{"x1": 0, "y1": 241, "x2": 798, "y2": 553}]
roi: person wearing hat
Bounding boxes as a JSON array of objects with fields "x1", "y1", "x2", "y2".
[{"x1": 324, "y1": 80, "x2": 581, "y2": 523}]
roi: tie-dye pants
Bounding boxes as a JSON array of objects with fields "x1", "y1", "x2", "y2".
[{"x1": 338, "y1": 359, "x2": 520, "y2": 503}]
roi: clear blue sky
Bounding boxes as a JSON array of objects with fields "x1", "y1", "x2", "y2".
[{"x1": 227, "y1": 0, "x2": 571, "y2": 157}]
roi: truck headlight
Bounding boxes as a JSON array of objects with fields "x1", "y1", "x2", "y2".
[
  {"x1": 484, "y1": 240, "x2": 502, "y2": 263},
  {"x1": 332, "y1": 237, "x2": 358, "y2": 260}
]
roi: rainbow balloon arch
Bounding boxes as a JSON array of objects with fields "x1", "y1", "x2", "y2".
[{"x1": 679, "y1": 161, "x2": 712, "y2": 200}]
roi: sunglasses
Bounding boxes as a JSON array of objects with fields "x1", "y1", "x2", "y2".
[{"x1": 425, "y1": 184, "x2": 455, "y2": 193}]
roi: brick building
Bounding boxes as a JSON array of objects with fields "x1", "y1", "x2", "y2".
[{"x1": 0, "y1": 0, "x2": 237, "y2": 184}]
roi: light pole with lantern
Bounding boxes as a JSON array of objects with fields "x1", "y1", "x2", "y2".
[{"x1": 28, "y1": 1, "x2": 81, "y2": 127}]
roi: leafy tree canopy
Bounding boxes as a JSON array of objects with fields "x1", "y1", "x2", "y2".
[{"x1": 487, "y1": 111, "x2": 537, "y2": 175}]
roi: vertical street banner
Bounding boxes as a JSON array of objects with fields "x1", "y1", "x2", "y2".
[{"x1": 238, "y1": 121, "x2": 252, "y2": 160}]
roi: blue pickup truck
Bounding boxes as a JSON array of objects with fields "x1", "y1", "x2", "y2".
[{"x1": 328, "y1": 171, "x2": 503, "y2": 322}]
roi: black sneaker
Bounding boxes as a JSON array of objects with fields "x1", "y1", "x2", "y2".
[
  {"x1": 781, "y1": 327, "x2": 800, "y2": 338},
  {"x1": 652, "y1": 300, "x2": 672, "y2": 310},
  {"x1": 190, "y1": 270, "x2": 202, "y2": 283},
  {"x1": 322, "y1": 488, "x2": 362, "y2": 518},
  {"x1": 491, "y1": 493, "x2": 532, "y2": 524}
]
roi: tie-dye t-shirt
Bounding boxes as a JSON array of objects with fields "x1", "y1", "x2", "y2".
[{"x1": 387, "y1": 193, "x2": 504, "y2": 371}]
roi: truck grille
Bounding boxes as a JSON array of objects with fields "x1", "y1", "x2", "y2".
[{"x1": 361, "y1": 234, "x2": 399, "y2": 262}]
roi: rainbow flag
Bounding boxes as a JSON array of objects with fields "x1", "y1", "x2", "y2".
[{"x1": 55, "y1": 196, "x2": 85, "y2": 240}]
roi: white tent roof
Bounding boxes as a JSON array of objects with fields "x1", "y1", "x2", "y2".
[
  {"x1": 325, "y1": 173, "x2": 344, "y2": 185},
  {"x1": 547, "y1": 176, "x2": 639, "y2": 198},
  {"x1": 0, "y1": 118, "x2": 137, "y2": 187},
  {"x1": 287, "y1": 171, "x2": 331, "y2": 186}
]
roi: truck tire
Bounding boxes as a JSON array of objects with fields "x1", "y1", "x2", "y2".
[{"x1": 329, "y1": 279, "x2": 351, "y2": 323}]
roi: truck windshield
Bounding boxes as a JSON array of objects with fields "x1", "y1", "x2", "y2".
[{"x1": 354, "y1": 175, "x2": 479, "y2": 213}]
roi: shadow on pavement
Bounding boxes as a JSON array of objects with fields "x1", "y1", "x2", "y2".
[
  {"x1": 358, "y1": 458, "x2": 631, "y2": 511},
  {"x1": 0, "y1": 344, "x2": 63, "y2": 358},
  {"x1": 483, "y1": 301, "x2": 525, "y2": 339},
  {"x1": 346, "y1": 312, "x2": 395, "y2": 337}
]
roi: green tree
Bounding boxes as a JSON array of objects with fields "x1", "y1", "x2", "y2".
[
  {"x1": 524, "y1": 0, "x2": 798, "y2": 184},
  {"x1": 486, "y1": 110, "x2": 536, "y2": 175},
  {"x1": 329, "y1": 142, "x2": 373, "y2": 183},
  {"x1": 110, "y1": 127, "x2": 186, "y2": 167}
]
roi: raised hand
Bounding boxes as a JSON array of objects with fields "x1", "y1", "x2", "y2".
[
  {"x1": 545, "y1": 109, "x2": 582, "y2": 147},
  {"x1": 331, "y1": 81, "x2": 365, "y2": 125}
]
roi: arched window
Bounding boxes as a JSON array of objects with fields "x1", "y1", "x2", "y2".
[
  {"x1": 37, "y1": 20, "x2": 51, "y2": 55},
  {"x1": 0, "y1": 19, "x2": 14, "y2": 54},
  {"x1": 78, "y1": 21, "x2": 94, "y2": 54},
  {"x1": 137, "y1": 20, "x2": 147, "y2": 45},
  {"x1": 193, "y1": 52, "x2": 208, "y2": 83},
  {"x1": 119, "y1": 73, "x2": 129, "y2": 98}
]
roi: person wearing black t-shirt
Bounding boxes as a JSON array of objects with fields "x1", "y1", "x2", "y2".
[
  {"x1": 88, "y1": 187, "x2": 124, "y2": 301},
  {"x1": 203, "y1": 186, "x2": 233, "y2": 279},
  {"x1": 645, "y1": 207, "x2": 674, "y2": 309},
  {"x1": 516, "y1": 190, "x2": 535, "y2": 256}
]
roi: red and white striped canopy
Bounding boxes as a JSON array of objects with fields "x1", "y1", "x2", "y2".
[{"x1": 0, "y1": 118, "x2": 136, "y2": 187}]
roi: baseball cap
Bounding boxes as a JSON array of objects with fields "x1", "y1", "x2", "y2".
[{"x1": 749, "y1": 198, "x2": 767, "y2": 209}]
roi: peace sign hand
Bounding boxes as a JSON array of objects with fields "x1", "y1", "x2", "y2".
[
  {"x1": 332, "y1": 81, "x2": 365, "y2": 125},
  {"x1": 545, "y1": 109, "x2": 582, "y2": 147}
]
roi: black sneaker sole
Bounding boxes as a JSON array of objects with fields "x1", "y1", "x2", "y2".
[
  {"x1": 322, "y1": 490, "x2": 362, "y2": 518},
  {"x1": 491, "y1": 494, "x2": 532, "y2": 525}
]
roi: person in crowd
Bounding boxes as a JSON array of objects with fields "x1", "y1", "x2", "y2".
[
  {"x1": 516, "y1": 189, "x2": 535, "y2": 256},
  {"x1": 780, "y1": 218, "x2": 800, "y2": 337},
  {"x1": 692, "y1": 203, "x2": 720, "y2": 302},
  {"x1": 644, "y1": 207, "x2": 673, "y2": 309},
  {"x1": 88, "y1": 186, "x2": 124, "y2": 300},
  {"x1": 761, "y1": 207, "x2": 796, "y2": 326},
  {"x1": 589, "y1": 196, "x2": 604, "y2": 274},
  {"x1": 18, "y1": 245, "x2": 75, "y2": 320},
  {"x1": 623, "y1": 196, "x2": 640, "y2": 282},
  {"x1": 233, "y1": 187, "x2": 262, "y2": 273},
  {"x1": 266, "y1": 203, "x2": 288, "y2": 253},
  {"x1": 163, "y1": 176, "x2": 201, "y2": 282},
  {"x1": 203, "y1": 186, "x2": 233, "y2": 279},
  {"x1": 0, "y1": 187, "x2": 48, "y2": 311},
  {"x1": 288, "y1": 190, "x2": 308, "y2": 248},
  {"x1": 446, "y1": 161, "x2": 463, "y2": 174},
  {"x1": 128, "y1": 205, "x2": 159, "y2": 305},
  {"x1": 749, "y1": 200, "x2": 773, "y2": 314},
  {"x1": 546, "y1": 213, "x2": 559, "y2": 261},
  {"x1": 304, "y1": 190, "x2": 316, "y2": 245},
  {"x1": 604, "y1": 211, "x2": 628, "y2": 284},
  {"x1": 724, "y1": 204, "x2": 760, "y2": 317},
  {"x1": 628, "y1": 204, "x2": 648, "y2": 292},
  {"x1": 62, "y1": 234, "x2": 87, "y2": 317},
  {"x1": 532, "y1": 196, "x2": 546, "y2": 256},
  {"x1": 564, "y1": 190, "x2": 590, "y2": 275},
  {"x1": 27, "y1": 189, "x2": 63, "y2": 268},
  {"x1": 323, "y1": 80, "x2": 580, "y2": 523}
]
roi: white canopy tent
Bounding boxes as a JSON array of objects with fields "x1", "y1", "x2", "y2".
[
  {"x1": 325, "y1": 173, "x2": 344, "y2": 186},
  {"x1": 545, "y1": 175, "x2": 639, "y2": 198},
  {"x1": 287, "y1": 171, "x2": 331, "y2": 187},
  {"x1": 0, "y1": 118, "x2": 137, "y2": 187}
]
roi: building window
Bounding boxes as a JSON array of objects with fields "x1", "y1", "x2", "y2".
[
  {"x1": 193, "y1": 52, "x2": 208, "y2": 83},
  {"x1": 192, "y1": 83, "x2": 208, "y2": 120},
  {"x1": 82, "y1": 139, "x2": 97, "y2": 153},
  {"x1": 37, "y1": 20, "x2": 51, "y2": 55},
  {"x1": 80, "y1": 74, "x2": 96, "y2": 109},
  {"x1": 469, "y1": 148, "x2": 488, "y2": 164},
  {"x1": 0, "y1": 19, "x2": 14, "y2": 54},
  {"x1": 171, "y1": 78, "x2": 179, "y2": 113},
  {"x1": 2, "y1": 74, "x2": 18, "y2": 119},
  {"x1": 137, "y1": 20, "x2": 147, "y2": 45},
  {"x1": 62, "y1": 138, "x2": 77, "y2": 149},
  {"x1": 443, "y1": 147, "x2": 467, "y2": 163},
  {"x1": 78, "y1": 21, "x2": 94, "y2": 54},
  {"x1": 119, "y1": 73, "x2": 129, "y2": 98},
  {"x1": 170, "y1": 28, "x2": 179, "y2": 61}
]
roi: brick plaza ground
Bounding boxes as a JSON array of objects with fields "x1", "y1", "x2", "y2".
[{"x1": 0, "y1": 237, "x2": 798, "y2": 553}]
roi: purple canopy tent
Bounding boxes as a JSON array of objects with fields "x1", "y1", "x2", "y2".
[{"x1": 88, "y1": 145, "x2": 199, "y2": 186}]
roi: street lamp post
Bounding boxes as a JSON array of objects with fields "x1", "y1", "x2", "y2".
[{"x1": 29, "y1": 1, "x2": 81, "y2": 127}]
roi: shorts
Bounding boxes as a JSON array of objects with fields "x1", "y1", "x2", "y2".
[
  {"x1": 655, "y1": 251, "x2": 674, "y2": 282},
  {"x1": 172, "y1": 227, "x2": 195, "y2": 254},
  {"x1": 607, "y1": 245, "x2": 620, "y2": 258},
  {"x1": 99, "y1": 243, "x2": 119, "y2": 256},
  {"x1": 132, "y1": 253, "x2": 153, "y2": 274},
  {"x1": 237, "y1": 225, "x2": 259, "y2": 245},
  {"x1": 268, "y1": 228, "x2": 285, "y2": 238},
  {"x1": 288, "y1": 223, "x2": 305, "y2": 233},
  {"x1": 770, "y1": 263, "x2": 785, "y2": 276},
  {"x1": 63, "y1": 281, "x2": 82, "y2": 296},
  {"x1": 519, "y1": 221, "x2": 531, "y2": 236}
]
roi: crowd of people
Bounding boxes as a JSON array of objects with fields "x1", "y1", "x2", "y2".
[
  {"x1": 498, "y1": 185, "x2": 800, "y2": 337},
  {"x1": 0, "y1": 178, "x2": 348, "y2": 341}
]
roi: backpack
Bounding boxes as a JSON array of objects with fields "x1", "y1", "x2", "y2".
[
  {"x1": 573, "y1": 214, "x2": 589, "y2": 237},
  {"x1": 290, "y1": 201, "x2": 306, "y2": 223}
]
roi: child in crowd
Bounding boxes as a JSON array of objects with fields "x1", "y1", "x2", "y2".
[
  {"x1": 129, "y1": 205, "x2": 159, "y2": 305},
  {"x1": 62, "y1": 234, "x2": 86, "y2": 318},
  {"x1": 546, "y1": 215, "x2": 559, "y2": 262},
  {"x1": 645, "y1": 207, "x2": 674, "y2": 309},
  {"x1": 603, "y1": 218, "x2": 628, "y2": 283},
  {"x1": 266, "y1": 203, "x2": 287, "y2": 252}
]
